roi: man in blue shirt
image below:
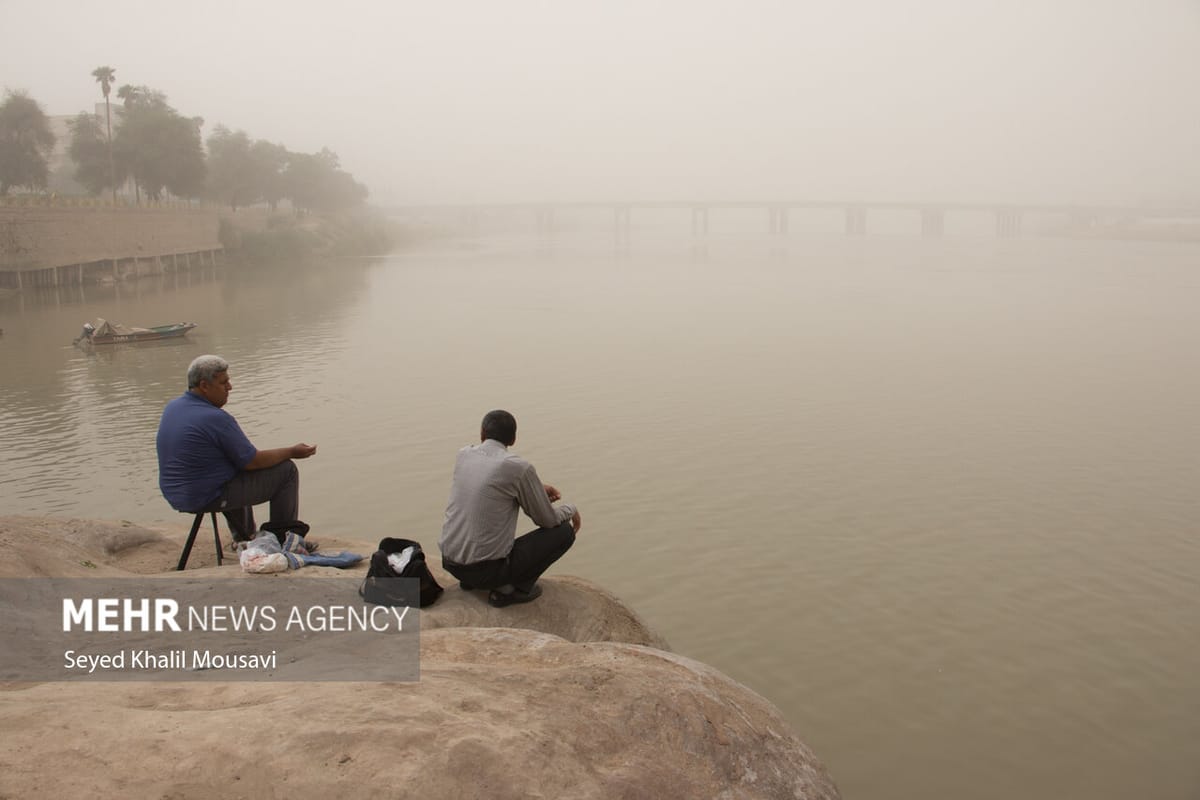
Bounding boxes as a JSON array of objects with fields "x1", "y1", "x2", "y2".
[{"x1": 156, "y1": 354, "x2": 317, "y2": 542}]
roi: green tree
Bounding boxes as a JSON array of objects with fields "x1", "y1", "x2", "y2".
[
  {"x1": 283, "y1": 148, "x2": 368, "y2": 213},
  {"x1": 0, "y1": 90, "x2": 56, "y2": 195},
  {"x1": 112, "y1": 86, "x2": 205, "y2": 202},
  {"x1": 66, "y1": 112, "x2": 120, "y2": 195},
  {"x1": 113, "y1": 84, "x2": 157, "y2": 202},
  {"x1": 250, "y1": 139, "x2": 289, "y2": 211},
  {"x1": 91, "y1": 65, "x2": 117, "y2": 203},
  {"x1": 205, "y1": 125, "x2": 257, "y2": 210},
  {"x1": 165, "y1": 114, "x2": 207, "y2": 199}
]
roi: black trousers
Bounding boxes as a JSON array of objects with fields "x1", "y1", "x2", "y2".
[{"x1": 443, "y1": 522, "x2": 575, "y2": 593}]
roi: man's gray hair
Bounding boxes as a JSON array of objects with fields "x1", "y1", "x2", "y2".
[{"x1": 187, "y1": 355, "x2": 229, "y2": 389}]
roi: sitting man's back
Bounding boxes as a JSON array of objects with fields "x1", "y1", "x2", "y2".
[
  {"x1": 439, "y1": 409, "x2": 581, "y2": 607},
  {"x1": 156, "y1": 354, "x2": 317, "y2": 542}
]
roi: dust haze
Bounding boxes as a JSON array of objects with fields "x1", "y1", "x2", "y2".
[{"x1": 2, "y1": 0, "x2": 1197, "y2": 206}]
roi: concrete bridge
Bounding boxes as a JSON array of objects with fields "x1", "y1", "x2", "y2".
[{"x1": 390, "y1": 201, "x2": 1200, "y2": 240}]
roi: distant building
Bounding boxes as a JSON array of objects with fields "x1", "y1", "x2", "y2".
[{"x1": 45, "y1": 102, "x2": 116, "y2": 196}]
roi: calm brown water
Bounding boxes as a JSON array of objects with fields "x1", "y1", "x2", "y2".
[{"x1": 2, "y1": 227, "x2": 1198, "y2": 799}]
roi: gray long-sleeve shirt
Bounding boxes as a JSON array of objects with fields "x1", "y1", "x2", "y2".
[{"x1": 438, "y1": 439, "x2": 577, "y2": 565}]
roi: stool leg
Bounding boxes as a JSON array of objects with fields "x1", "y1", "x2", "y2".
[
  {"x1": 210, "y1": 512, "x2": 224, "y2": 566},
  {"x1": 177, "y1": 513, "x2": 205, "y2": 571}
]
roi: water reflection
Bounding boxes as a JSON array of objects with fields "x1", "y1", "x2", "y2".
[
  {"x1": 1, "y1": 233, "x2": 1198, "y2": 800},
  {"x1": 0, "y1": 259, "x2": 371, "y2": 521}
]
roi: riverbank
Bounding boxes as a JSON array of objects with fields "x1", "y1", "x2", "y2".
[
  {"x1": 0, "y1": 515, "x2": 841, "y2": 799},
  {"x1": 0, "y1": 204, "x2": 402, "y2": 291},
  {"x1": 219, "y1": 209, "x2": 400, "y2": 264},
  {"x1": 0, "y1": 204, "x2": 222, "y2": 289}
]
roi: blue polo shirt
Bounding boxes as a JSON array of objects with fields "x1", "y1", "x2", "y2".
[{"x1": 156, "y1": 391, "x2": 257, "y2": 512}]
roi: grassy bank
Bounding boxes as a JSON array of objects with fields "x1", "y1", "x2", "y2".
[{"x1": 219, "y1": 210, "x2": 399, "y2": 264}]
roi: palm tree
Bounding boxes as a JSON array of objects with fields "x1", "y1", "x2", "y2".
[
  {"x1": 114, "y1": 84, "x2": 146, "y2": 203},
  {"x1": 91, "y1": 66, "x2": 116, "y2": 204},
  {"x1": 116, "y1": 84, "x2": 145, "y2": 109}
]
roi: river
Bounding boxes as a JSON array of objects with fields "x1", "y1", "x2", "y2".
[{"x1": 1, "y1": 223, "x2": 1197, "y2": 800}]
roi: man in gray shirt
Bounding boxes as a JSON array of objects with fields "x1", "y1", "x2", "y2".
[{"x1": 439, "y1": 410, "x2": 582, "y2": 607}]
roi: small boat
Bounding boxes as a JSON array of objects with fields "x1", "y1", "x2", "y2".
[{"x1": 74, "y1": 318, "x2": 197, "y2": 346}]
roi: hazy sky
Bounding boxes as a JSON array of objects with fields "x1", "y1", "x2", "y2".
[{"x1": 2, "y1": 0, "x2": 1198, "y2": 205}]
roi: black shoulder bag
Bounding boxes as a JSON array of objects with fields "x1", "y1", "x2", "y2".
[{"x1": 358, "y1": 537, "x2": 444, "y2": 608}]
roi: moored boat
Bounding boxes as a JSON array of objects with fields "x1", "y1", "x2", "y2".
[{"x1": 74, "y1": 318, "x2": 197, "y2": 346}]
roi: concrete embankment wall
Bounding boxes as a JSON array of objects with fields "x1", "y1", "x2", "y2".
[{"x1": 0, "y1": 203, "x2": 223, "y2": 288}]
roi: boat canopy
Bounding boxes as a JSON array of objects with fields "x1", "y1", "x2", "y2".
[{"x1": 90, "y1": 318, "x2": 154, "y2": 337}]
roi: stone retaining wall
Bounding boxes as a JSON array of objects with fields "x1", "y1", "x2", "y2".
[{"x1": 0, "y1": 205, "x2": 221, "y2": 273}]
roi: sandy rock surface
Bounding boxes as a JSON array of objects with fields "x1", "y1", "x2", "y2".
[
  {"x1": 0, "y1": 516, "x2": 840, "y2": 799},
  {"x1": 0, "y1": 516, "x2": 666, "y2": 647}
]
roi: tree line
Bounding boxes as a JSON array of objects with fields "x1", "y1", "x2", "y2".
[{"x1": 0, "y1": 66, "x2": 367, "y2": 213}]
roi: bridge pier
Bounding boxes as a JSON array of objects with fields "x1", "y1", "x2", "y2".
[
  {"x1": 921, "y1": 208, "x2": 945, "y2": 237},
  {"x1": 691, "y1": 206, "x2": 709, "y2": 236},
  {"x1": 768, "y1": 206, "x2": 789, "y2": 235},
  {"x1": 612, "y1": 205, "x2": 631, "y2": 248},
  {"x1": 1070, "y1": 211, "x2": 1097, "y2": 232},
  {"x1": 995, "y1": 208, "x2": 1022, "y2": 238},
  {"x1": 459, "y1": 208, "x2": 480, "y2": 235},
  {"x1": 535, "y1": 207, "x2": 554, "y2": 235},
  {"x1": 845, "y1": 206, "x2": 867, "y2": 236}
]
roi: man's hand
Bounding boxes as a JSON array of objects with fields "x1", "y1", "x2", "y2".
[
  {"x1": 246, "y1": 443, "x2": 316, "y2": 470},
  {"x1": 290, "y1": 443, "x2": 317, "y2": 459},
  {"x1": 544, "y1": 483, "x2": 561, "y2": 502},
  {"x1": 571, "y1": 509, "x2": 582, "y2": 534}
]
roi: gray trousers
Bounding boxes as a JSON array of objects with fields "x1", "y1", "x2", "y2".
[{"x1": 203, "y1": 460, "x2": 300, "y2": 541}]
